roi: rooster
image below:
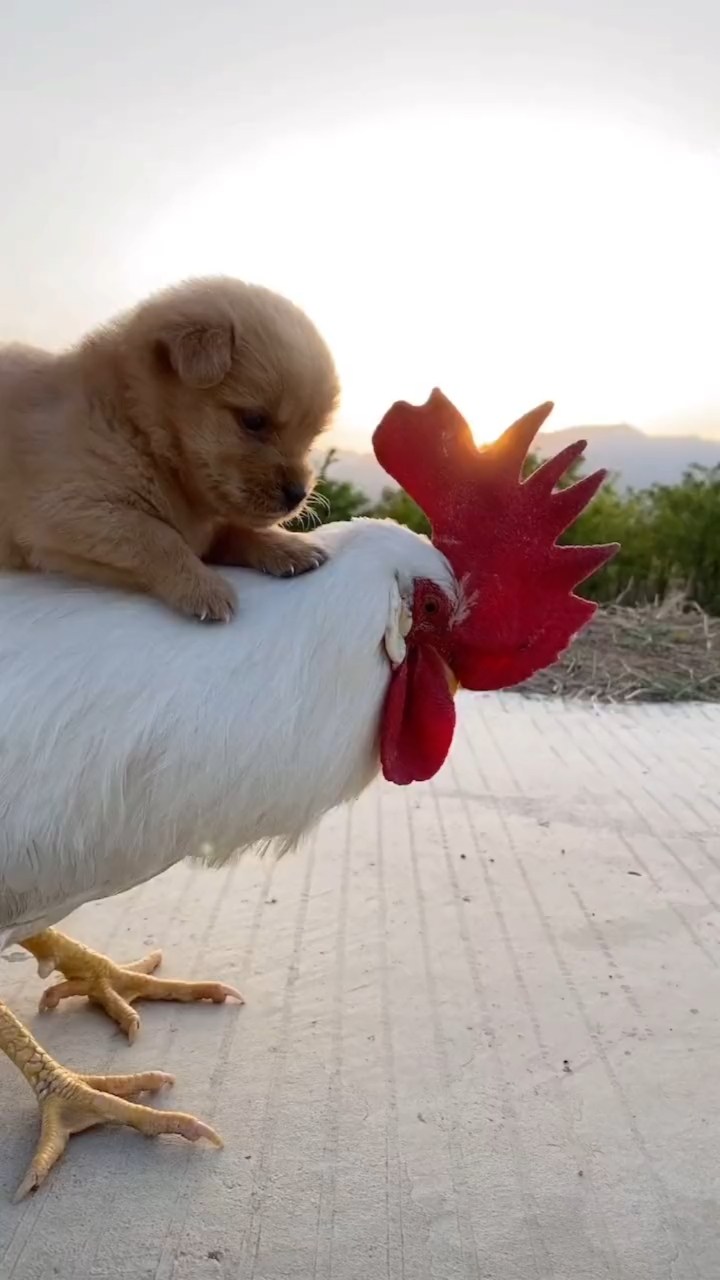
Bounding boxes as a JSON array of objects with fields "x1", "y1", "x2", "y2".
[{"x1": 0, "y1": 391, "x2": 616, "y2": 1199}]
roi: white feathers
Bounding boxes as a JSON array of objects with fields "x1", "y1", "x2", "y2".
[{"x1": 0, "y1": 518, "x2": 454, "y2": 944}]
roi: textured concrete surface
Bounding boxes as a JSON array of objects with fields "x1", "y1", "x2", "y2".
[{"x1": 1, "y1": 692, "x2": 720, "y2": 1279}]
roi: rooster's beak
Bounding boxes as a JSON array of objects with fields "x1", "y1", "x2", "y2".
[{"x1": 442, "y1": 660, "x2": 459, "y2": 698}]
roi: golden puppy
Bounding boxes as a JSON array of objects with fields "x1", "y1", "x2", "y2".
[{"x1": 0, "y1": 277, "x2": 339, "y2": 620}]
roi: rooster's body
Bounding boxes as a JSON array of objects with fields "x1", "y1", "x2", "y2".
[
  {"x1": 0, "y1": 518, "x2": 452, "y2": 946},
  {"x1": 0, "y1": 391, "x2": 617, "y2": 1201}
]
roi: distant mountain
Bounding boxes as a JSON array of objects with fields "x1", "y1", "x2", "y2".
[
  {"x1": 312, "y1": 446, "x2": 392, "y2": 501},
  {"x1": 318, "y1": 425, "x2": 720, "y2": 497},
  {"x1": 533, "y1": 425, "x2": 720, "y2": 491}
]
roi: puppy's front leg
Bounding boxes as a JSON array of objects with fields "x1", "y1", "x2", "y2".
[
  {"x1": 31, "y1": 509, "x2": 237, "y2": 622},
  {"x1": 208, "y1": 526, "x2": 328, "y2": 578}
]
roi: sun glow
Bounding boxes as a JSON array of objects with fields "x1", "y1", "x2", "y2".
[{"x1": 130, "y1": 109, "x2": 720, "y2": 445}]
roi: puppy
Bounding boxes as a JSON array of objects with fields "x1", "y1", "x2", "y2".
[{"x1": 0, "y1": 277, "x2": 339, "y2": 620}]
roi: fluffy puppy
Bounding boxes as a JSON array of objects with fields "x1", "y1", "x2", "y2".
[{"x1": 0, "y1": 277, "x2": 339, "y2": 620}]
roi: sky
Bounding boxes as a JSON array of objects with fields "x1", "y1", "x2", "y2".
[{"x1": 2, "y1": 1, "x2": 720, "y2": 446}]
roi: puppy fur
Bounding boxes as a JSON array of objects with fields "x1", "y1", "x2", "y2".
[{"x1": 0, "y1": 277, "x2": 340, "y2": 620}]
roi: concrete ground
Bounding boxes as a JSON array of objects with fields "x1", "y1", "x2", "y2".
[{"x1": 1, "y1": 693, "x2": 720, "y2": 1280}]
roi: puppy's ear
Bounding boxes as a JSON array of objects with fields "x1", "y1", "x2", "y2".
[{"x1": 163, "y1": 324, "x2": 233, "y2": 388}]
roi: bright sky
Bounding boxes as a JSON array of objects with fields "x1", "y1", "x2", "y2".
[
  {"x1": 2, "y1": 2, "x2": 720, "y2": 446},
  {"x1": 132, "y1": 112, "x2": 720, "y2": 444}
]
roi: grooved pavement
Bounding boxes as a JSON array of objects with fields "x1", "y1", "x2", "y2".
[{"x1": 1, "y1": 693, "x2": 720, "y2": 1279}]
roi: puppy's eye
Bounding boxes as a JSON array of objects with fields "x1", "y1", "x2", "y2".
[{"x1": 234, "y1": 408, "x2": 270, "y2": 434}]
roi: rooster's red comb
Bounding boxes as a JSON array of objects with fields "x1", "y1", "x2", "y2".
[{"x1": 372, "y1": 389, "x2": 619, "y2": 691}]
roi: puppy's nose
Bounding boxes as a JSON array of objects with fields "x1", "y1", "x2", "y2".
[{"x1": 282, "y1": 482, "x2": 307, "y2": 512}]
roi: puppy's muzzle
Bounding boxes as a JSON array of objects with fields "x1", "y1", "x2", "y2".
[{"x1": 282, "y1": 482, "x2": 308, "y2": 513}]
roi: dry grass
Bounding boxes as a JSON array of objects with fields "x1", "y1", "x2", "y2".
[{"x1": 520, "y1": 595, "x2": 720, "y2": 703}]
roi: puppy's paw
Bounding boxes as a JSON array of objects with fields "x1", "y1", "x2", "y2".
[
  {"x1": 255, "y1": 535, "x2": 328, "y2": 579},
  {"x1": 165, "y1": 568, "x2": 237, "y2": 623}
]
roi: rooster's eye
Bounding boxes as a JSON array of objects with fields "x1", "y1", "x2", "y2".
[{"x1": 424, "y1": 596, "x2": 440, "y2": 616}]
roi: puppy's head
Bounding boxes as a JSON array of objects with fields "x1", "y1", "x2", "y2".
[{"x1": 121, "y1": 277, "x2": 339, "y2": 524}]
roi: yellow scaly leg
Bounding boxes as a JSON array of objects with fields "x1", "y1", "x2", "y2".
[
  {"x1": 0, "y1": 996, "x2": 222, "y2": 1200},
  {"x1": 21, "y1": 928, "x2": 243, "y2": 1043}
]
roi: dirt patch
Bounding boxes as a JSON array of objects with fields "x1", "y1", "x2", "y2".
[{"x1": 520, "y1": 596, "x2": 720, "y2": 703}]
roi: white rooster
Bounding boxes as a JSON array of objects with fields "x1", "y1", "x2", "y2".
[{"x1": 0, "y1": 391, "x2": 616, "y2": 1199}]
